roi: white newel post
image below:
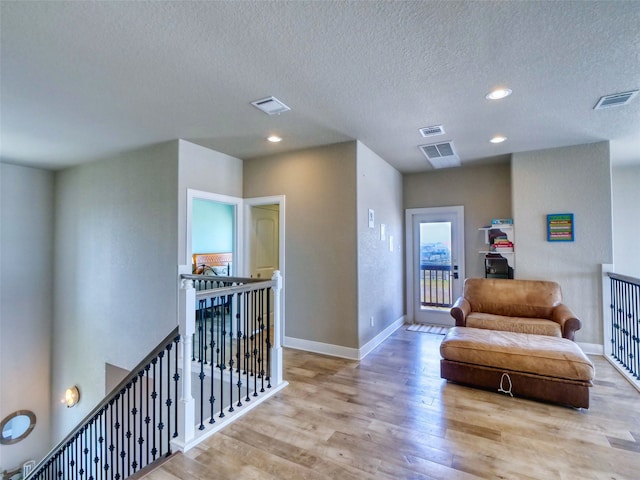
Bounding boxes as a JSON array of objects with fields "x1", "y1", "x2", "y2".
[
  {"x1": 271, "y1": 270, "x2": 283, "y2": 386},
  {"x1": 176, "y1": 274, "x2": 195, "y2": 450}
]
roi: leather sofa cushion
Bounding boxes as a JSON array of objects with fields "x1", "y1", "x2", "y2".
[
  {"x1": 440, "y1": 327, "x2": 594, "y2": 382},
  {"x1": 466, "y1": 312, "x2": 562, "y2": 337},
  {"x1": 463, "y1": 278, "x2": 562, "y2": 319}
]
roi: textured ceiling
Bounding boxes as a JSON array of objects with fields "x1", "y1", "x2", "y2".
[{"x1": 1, "y1": 1, "x2": 639, "y2": 172}]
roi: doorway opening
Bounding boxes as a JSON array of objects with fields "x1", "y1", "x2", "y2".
[{"x1": 406, "y1": 206, "x2": 465, "y2": 325}]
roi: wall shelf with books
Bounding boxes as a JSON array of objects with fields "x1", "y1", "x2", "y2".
[{"x1": 478, "y1": 220, "x2": 515, "y2": 272}]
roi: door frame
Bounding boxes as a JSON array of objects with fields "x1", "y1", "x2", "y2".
[
  {"x1": 244, "y1": 195, "x2": 286, "y2": 344},
  {"x1": 405, "y1": 206, "x2": 465, "y2": 324},
  {"x1": 186, "y1": 188, "x2": 243, "y2": 274}
]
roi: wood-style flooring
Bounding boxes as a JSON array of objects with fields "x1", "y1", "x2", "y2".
[{"x1": 142, "y1": 327, "x2": 640, "y2": 479}]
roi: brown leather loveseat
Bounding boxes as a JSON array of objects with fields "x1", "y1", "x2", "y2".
[{"x1": 450, "y1": 278, "x2": 581, "y2": 341}]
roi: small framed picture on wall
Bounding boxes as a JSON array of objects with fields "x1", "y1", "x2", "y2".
[{"x1": 547, "y1": 213, "x2": 574, "y2": 242}]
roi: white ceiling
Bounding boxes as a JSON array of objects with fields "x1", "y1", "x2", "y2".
[{"x1": 1, "y1": 1, "x2": 639, "y2": 172}]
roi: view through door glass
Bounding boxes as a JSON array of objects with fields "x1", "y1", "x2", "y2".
[{"x1": 419, "y1": 221, "x2": 454, "y2": 311}]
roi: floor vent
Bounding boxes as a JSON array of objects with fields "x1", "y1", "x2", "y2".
[
  {"x1": 594, "y1": 90, "x2": 638, "y2": 109},
  {"x1": 419, "y1": 141, "x2": 461, "y2": 169},
  {"x1": 419, "y1": 125, "x2": 445, "y2": 137},
  {"x1": 251, "y1": 96, "x2": 291, "y2": 115}
]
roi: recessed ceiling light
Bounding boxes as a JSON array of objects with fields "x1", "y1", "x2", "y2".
[
  {"x1": 490, "y1": 135, "x2": 507, "y2": 144},
  {"x1": 267, "y1": 135, "x2": 282, "y2": 143},
  {"x1": 485, "y1": 88, "x2": 512, "y2": 100}
]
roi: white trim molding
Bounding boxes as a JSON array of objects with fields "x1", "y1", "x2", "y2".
[{"x1": 285, "y1": 315, "x2": 405, "y2": 361}]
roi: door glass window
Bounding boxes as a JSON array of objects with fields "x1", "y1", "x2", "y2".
[{"x1": 419, "y1": 221, "x2": 453, "y2": 309}]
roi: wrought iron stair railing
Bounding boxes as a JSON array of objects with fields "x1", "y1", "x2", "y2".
[
  {"x1": 174, "y1": 270, "x2": 286, "y2": 451},
  {"x1": 26, "y1": 328, "x2": 181, "y2": 479},
  {"x1": 26, "y1": 270, "x2": 285, "y2": 479},
  {"x1": 604, "y1": 270, "x2": 640, "y2": 387}
]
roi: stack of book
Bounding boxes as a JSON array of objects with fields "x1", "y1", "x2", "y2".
[{"x1": 491, "y1": 235, "x2": 514, "y2": 253}]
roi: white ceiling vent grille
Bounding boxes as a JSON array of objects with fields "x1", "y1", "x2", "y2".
[
  {"x1": 251, "y1": 96, "x2": 291, "y2": 115},
  {"x1": 419, "y1": 141, "x2": 461, "y2": 169},
  {"x1": 594, "y1": 90, "x2": 638, "y2": 110},
  {"x1": 419, "y1": 125, "x2": 445, "y2": 137}
]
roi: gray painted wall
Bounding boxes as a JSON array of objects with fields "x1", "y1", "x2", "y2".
[
  {"x1": 243, "y1": 142, "x2": 359, "y2": 348},
  {"x1": 612, "y1": 164, "x2": 640, "y2": 277},
  {"x1": 512, "y1": 142, "x2": 612, "y2": 345},
  {"x1": 356, "y1": 142, "x2": 404, "y2": 345},
  {"x1": 51, "y1": 142, "x2": 179, "y2": 441},
  {"x1": 177, "y1": 140, "x2": 243, "y2": 266},
  {"x1": 404, "y1": 162, "x2": 512, "y2": 279},
  {"x1": 1, "y1": 164, "x2": 54, "y2": 469}
]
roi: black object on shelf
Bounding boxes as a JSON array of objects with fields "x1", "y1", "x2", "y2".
[{"x1": 485, "y1": 253, "x2": 513, "y2": 279}]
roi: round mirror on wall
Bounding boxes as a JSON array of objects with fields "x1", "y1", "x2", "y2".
[{"x1": 0, "y1": 410, "x2": 36, "y2": 445}]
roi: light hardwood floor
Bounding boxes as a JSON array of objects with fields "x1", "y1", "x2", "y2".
[{"x1": 143, "y1": 327, "x2": 640, "y2": 479}]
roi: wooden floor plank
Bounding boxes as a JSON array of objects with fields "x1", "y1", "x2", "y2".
[{"x1": 142, "y1": 327, "x2": 640, "y2": 479}]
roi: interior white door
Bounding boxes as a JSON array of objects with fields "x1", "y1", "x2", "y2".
[
  {"x1": 406, "y1": 206, "x2": 464, "y2": 325},
  {"x1": 250, "y1": 205, "x2": 279, "y2": 280}
]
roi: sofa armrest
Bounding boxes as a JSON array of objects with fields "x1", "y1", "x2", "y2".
[
  {"x1": 552, "y1": 304, "x2": 582, "y2": 341},
  {"x1": 450, "y1": 297, "x2": 471, "y2": 326}
]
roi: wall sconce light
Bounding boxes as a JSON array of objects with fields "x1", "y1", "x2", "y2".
[{"x1": 65, "y1": 386, "x2": 80, "y2": 408}]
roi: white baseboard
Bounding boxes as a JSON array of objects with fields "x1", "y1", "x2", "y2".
[
  {"x1": 284, "y1": 315, "x2": 406, "y2": 361},
  {"x1": 284, "y1": 336, "x2": 360, "y2": 360},
  {"x1": 358, "y1": 315, "x2": 406, "y2": 359},
  {"x1": 578, "y1": 342, "x2": 603, "y2": 355}
]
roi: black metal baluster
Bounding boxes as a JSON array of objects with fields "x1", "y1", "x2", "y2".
[
  {"x1": 244, "y1": 291, "x2": 251, "y2": 402},
  {"x1": 259, "y1": 288, "x2": 265, "y2": 393},
  {"x1": 151, "y1": 358, "x2": 157, "y2": 461},
  {"x1": 173, "y1": 335, "x2": 180, "y2": 439},
  {"x1": 252, "y1": 290, "x2": 259, "y2": 397},
  {"x1": 158, "y1": 350, "x2": 164, "y2": 458},
  {"x1": 120, "y1": 388, "x2": 126, "y2": 479},
  {"x1": 81, "y1": 425, "x2": 86, "y2": 479},
  {"x1": 109, "y1": 399, "x2": 115, "y2": 480},
  {"x1": 138, "y1": 370, "x2": 144, "y2": 471},
  {"x1": 144, "y1": 364, "x2": 150, "y2": 467},
  {"x1": 125, "y1": 383, "x2": 131, "y2": 477},
  {"x1": 89, "y1": 419, "x2": 94, "y2": 480},
  {"x1": 198, "y1": 321, "x2": 206, "y2": 429},
  {"x1": 209, "y1": 302, "x2": 216, "y2": 423},
  {"x1": 228, "y1": 294, "x2": 235, "y2": 412},
  {"x1": 220, "y1": 298, "x2": 228, "y2": 415},
  {"x1": 131, "y1": 377, "x2": 137, "y2": 473},
  {"x1": 165, "y1": 342, "x2": 172, "y2": 454},
  {"x1": 217, "y1": 298, "x2": 226, "y2": 419},
  {"x1": 98, "y1": 409, "x2": 103, "y2": 479},
  {"x1": 236, "y1": 293, "x2": 243, "y2": 406}
]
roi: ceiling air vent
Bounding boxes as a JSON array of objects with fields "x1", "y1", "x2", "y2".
[
  {"x1": 251, "y1": 96, "x2": 291, "y2": 115},
  {"x1": 594, "y1": 90, "x2": 638, "y2": 110},
  {"x1": 419, "y1": 141, "x2": 461, "y2": 169},
  {"x1": 419, "y1": 125, "x2": 445, "y2": 137}
]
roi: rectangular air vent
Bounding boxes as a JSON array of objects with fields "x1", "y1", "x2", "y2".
[
  {"x1": 419, "y1": 125, "x2": 445, "y2": 137},
  {"x1": 419, "y1": 141, "x2": 461, "y2": 169},
  {"x1": 594, "y1": 90, "x2": 638, "y2": 109},
  {"x1": 251, "y1": 96, "x2": 291, "y2": 115}
]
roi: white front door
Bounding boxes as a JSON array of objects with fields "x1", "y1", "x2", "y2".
[{"x1": 406, "y1": 206, "x2": 465, "y2": 325}]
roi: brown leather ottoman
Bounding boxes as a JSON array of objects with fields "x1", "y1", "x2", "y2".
[{"x1": 440, "y1": 327, "x2": 595, "y2": 408}]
